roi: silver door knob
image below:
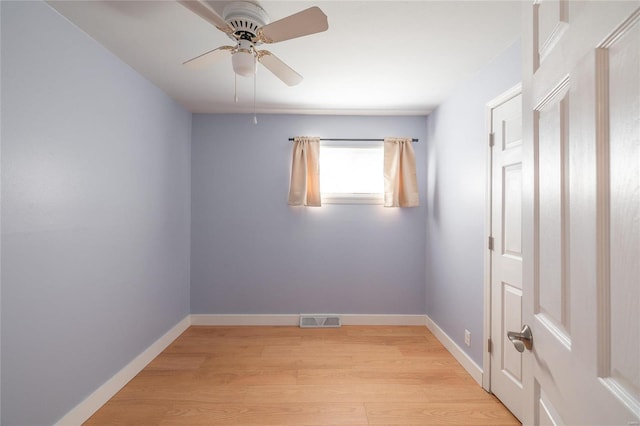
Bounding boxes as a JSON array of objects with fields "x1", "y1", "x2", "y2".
[{"x1": 507, "y1": 324, "x2": 533, "y2": 352}]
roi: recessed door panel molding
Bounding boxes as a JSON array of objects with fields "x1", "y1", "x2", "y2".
[
  {"x1": 535, "y1": 0, "x2": 569, "y2": 68},
  {"x1": 534, "y1": 77, "x2": 571, "y2": 337},
  {"x1": 503, "y1": 115, "x2": 523, "y2": 150},
  {"x1": 502, "y1": 282, "x2": 523, "y2": 385},
  {"x1": 503, "y1": 164, "x2": 523, "y2": 259},
  {"x1": 596, "y1": 8, "x2": 640, "y2": 415},
  {"x1": 537, "y1": 385, "x2": 565, "y2": 426}
]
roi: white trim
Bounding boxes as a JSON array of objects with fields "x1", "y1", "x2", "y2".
[
  {"x1": 484, "y1": 83, "x2": 523, "y2": 392},
  {"x1": 341, "y1": 314, "x2": 426, "y2": 326},
  {"x1": 208, "y1": 107, "x2": 433, "y2": 116},
  {"x1": 425, "y1": 315, "x2": 483, "y2": 386},
  {"x1": 191, "y1": 314, "x2": 427, "y2": 327},
  {"x1": 55, "y1": 315, "x2": 191, "y2": 426},
  {"x1": 484, "y1": 94, "x2": 495, "y2": 392},
  {"x1": 486, "y1": 83, "x2": 523, "y2": 109},
  {"x1": 321, "y1": 194, "x2": 384, "y2": 205},
  {"x1": 191, "y1": 314, "x2": 299, "y2": 326}
]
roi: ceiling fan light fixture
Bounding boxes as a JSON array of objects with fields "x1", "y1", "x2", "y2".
[
  {"x1": 181, "y1": 1, "x2": 329, "y2": 85},
  {"x1": 232, "y1": 49, "x2": 255, "y2": 77}
]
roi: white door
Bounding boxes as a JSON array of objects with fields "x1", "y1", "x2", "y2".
[
  {"x1": 521, "y1": 1, "x2": 640, "y2": 425},
  {"x1": 490, "y1": 90, "x2": 524, "y2": 421}
]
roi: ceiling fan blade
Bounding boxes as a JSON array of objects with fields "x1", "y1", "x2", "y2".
[
  {"x1": 183, "y1": 46, "x2": 234, "y2": 68},
  {"x1": 178, "y1": 1, "x2": 233, "y2": 34},
  {"x1": 257, "y1": 50, "x2": 303, "y2": 86},
  {"x1": 258, "y1": 7, "x2": 328, "y2": 44}
]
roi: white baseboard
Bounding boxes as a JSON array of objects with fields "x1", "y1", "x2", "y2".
[
  {"x1": 424, "y1": 315, "x2": 483, "y2": 386},
  {"x1": 191, "y1": 314, "x2": 427, "y2": 326},
  {"x1": 55, "y1": 315, "x2": 191, "y2": 426},
  {"x1": 191, "y1": 314, "x2": 299, "y2": 326},
  {"x1": 341, "y1": 314, "x2": 427, "y2": 326}
]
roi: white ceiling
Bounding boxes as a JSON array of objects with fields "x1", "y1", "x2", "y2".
[{"x1": 49, "y1": 1, "x2": 522, "y2": 115}]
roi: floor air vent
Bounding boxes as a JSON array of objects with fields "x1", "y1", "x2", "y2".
[{"x1": 299, "y1": 314, "x2": 341, "y2": 328}]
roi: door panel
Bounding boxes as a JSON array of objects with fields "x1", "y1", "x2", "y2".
[
  {"x1": 503, "y1": 163, "x2": 522, "y2": 258},
  {"x1": 490, "y1": 92, "x2": 524, "y2": 420},
  {"x1": 502, "y1": 282, "x2": 523, "y2": 383},
  {"x1": 537, "y1": 387, "x2": 563, "y2": 426},
  {"x1": 598, "y1": 10, "x2": 640, "y2": 414},
  {"x1": 536, "y1": 0, "x2": 568, "y2": 65},
  {"x1": 523, "y1": 1, "x2": 640, "y2": 424},
  {"x1": 535, "y1": 84, "x2": 570, "y2": 335}
]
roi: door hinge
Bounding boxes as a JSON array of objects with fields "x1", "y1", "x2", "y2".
[
  {"x1": 489, "y1": 132, "x2": 495, "y2": 147},
  {"x1": 488, "y1": 338, "x2": 492, "y2": 353},
  {"x1": 488, "y1": 236, "x2": 494, "y2": 251}
]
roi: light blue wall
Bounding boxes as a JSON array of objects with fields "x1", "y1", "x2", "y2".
[
  {"x1": 191, "y1": 114, "x2": 427, "y2": 315},
  {"x1": 425, "y1": 40, "x2": 521, "y2": 365},
  {"x1": 0, "y1": 3, "x2": 3, "y2": 422},
  {"x1": 1, "y1": 2, "x2": 191, "y2": 425}
]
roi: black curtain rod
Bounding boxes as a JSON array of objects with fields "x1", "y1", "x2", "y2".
[{"x1": 288, "y1": 138, "x2": 419, "y2": 142}]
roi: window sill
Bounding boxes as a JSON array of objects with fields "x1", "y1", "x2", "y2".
[{"x1": 321, "y1": 193, "x2": 384, "y2": 205}]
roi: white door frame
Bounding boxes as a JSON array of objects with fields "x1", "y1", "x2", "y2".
[{"x1": 482, "y1": 83, "x2": 523, "y2": 392}]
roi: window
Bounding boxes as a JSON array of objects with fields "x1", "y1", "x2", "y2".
[{"x1": 319, "y1": 141, "x2": 384, "y2": 204}]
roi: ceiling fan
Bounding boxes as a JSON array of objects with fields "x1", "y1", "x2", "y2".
[{"x1": 179, "y1": 1, "x2": 328, "y2": 86}]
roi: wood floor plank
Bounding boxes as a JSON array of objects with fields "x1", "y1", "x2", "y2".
[
  {"x1": 158, "y1": 402, "x2": 369, "y2": 425},
  {"x1": 175, "y1": 335, "x2": 303, "y2": 347},
  {"x1": 351, "y1": 354, "x2": 463, "y2": 372},
  {"x1": 301, "y1": 334, "x2": 430, "y2": 347},
  {"x1": 297, "y1": 368, "x2": 469, "y2": 386},
  {"x1": 84, "y1": 326, "x2": 520, "y2": 425},
  {"x1": 200, "y1": 354, "x2": 354, "y2": 371},
  {"x1": 240, "y1": 384, "x2": 468, "y2": 404},
  {"x1": 262, "y1": 343, "x2": 403, "y2": 357},
  {"x1": 145, "y1": 354, "x2": 207, "y2": 371},
  {"x1": 195, "y1": 369, "x2": 298, "y2": 385},
  {"x1": 113, "y1": 379, "x2": 247, "y2": 403},
  {"x1": 163, "y1": 341, "x2": 266, "y2": 356},
  {"x1": 365, "y1": 401, "x2": 520, "y2": 425},
  {"x1": 84, "y1": 400, "x2": 171, "y2": 425}
]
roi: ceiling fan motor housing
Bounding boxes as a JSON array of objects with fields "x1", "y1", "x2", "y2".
[{"x1": 223, "y1": 1, "x2": 269, "y2": 42}]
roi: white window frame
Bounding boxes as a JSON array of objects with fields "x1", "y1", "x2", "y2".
[{"x1": 319, "y1": 140, "x2": 384, "y2": 205}]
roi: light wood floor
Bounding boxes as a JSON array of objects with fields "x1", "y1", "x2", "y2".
[{"x1": 85, "y1": 326, "x2": 520, "y2": 425}]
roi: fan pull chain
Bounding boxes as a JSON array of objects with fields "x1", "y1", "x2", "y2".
[
  {"x1": 253, "y1": 56, "x2": 258, "y2": 125},
  {"x1": 234, "y1": 73, "x2": 238, "y2": 103}
]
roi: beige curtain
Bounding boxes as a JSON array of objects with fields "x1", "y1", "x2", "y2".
[
  {"x1": 384, "y1": 137, "x2": 419, "y2": 207},
  {"x1": 288, "y1": 136, "x2": 321, "y2": 206}
]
